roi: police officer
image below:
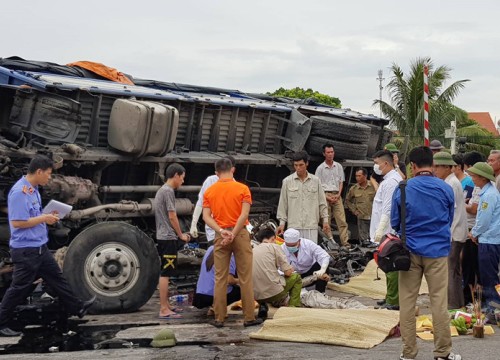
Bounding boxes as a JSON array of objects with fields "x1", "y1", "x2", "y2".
[{"x1": 0, "y1": 156, "x2": 95, "y2": 337}]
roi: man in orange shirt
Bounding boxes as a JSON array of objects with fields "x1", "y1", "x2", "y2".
[{"x1": 203, "y1": 158, "x2": 261, "y2": 328}]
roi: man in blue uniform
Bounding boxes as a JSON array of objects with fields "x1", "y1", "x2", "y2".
[{"x1": 0, "y1": 156, "x2": 95, "y2": 337}]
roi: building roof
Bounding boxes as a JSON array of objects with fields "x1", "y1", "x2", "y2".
[{"x1": 468, "y1": 112, "x2": 499, "y2": 136}]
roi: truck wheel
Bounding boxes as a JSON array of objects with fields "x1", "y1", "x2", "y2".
[
  {"x1": 310, "y1": 116, "x2": 371, "y2": 144},
  {"x1": 63, "y1": 222, "x2": 160, "y2": 314},
  {"x1": 306, "y1": 136, "x2": 368, "y2": 160}
]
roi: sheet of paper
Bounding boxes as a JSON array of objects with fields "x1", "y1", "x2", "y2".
[{"x1": 42, "y1": 200, "x2": 73, "y2": 219}]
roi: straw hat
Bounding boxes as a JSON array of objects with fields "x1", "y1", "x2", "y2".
[
  {"x1": 467, "y1": 162, "x2": 495, "y2": 182},
  {"x1": 433, "y1": 152, "x2": 456, "y2": 166}
]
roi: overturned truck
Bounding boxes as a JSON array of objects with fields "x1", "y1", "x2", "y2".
[{"x1": 0, "y1": 58, "x2": 389, "y2": 313}]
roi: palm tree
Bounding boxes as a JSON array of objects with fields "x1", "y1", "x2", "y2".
[
  {"x1": 374, "y1": 57, "x2": 469, "y2": 148},
  {"x1": 456, "y1": 117, "x2": 500, "y2": 156}
]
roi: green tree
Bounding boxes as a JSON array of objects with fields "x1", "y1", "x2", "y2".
[
  {"x1": 456, "y1": 117, "x2": 500, "y2": 156},
  {"x1": 268, "y1": 87, "x2": 341, "y2": 108},
  {"x1": 373, "y1": 57, "x2": 469, "y2": 147}
]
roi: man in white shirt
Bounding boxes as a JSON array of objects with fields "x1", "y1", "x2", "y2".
[
  {"x1": 433, "y1": 152, "x2": 468, "y2": 309},
  {"x1": 190, "y1": 156, "x2": 235, "y2": 242},
  {"x1": 281, "y1": 228, "x2": 331, "y2": 293},
  {"x1": 370, "y1": 150, "x2": 403, "y2": 310},
  {"x1": 315, "y1": 143, "x2": 350, "y2": 248}
]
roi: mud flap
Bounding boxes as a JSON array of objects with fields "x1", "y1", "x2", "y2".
[{"x1": 282, "y1": 109, "x2": 311, "y2": 152}]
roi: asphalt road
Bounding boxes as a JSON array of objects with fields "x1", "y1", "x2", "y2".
[{"x1": 2, "y1": 289, "x2": 499, "y2": 359}]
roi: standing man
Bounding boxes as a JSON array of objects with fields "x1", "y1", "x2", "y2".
[
  {"x1": 383, "y1": 143, "x2": 407, "y2": 180},
  {"x1": 276, "y1": 151, "x2": 330, "y2": 243},
  {"x1": 393, "y1": 146, "x2": 458, "y2": 360},
  {"x1": 487, "y1": 149, "x2": 500, "y2": 191},
  {"x1": 0, "y1": 156, "x2": 95, "y2": 337},
  {"x1": 345, "y1": 168, "x2": 376, "y2": 247},
  {"x1": 190, "y1": 156, "x2": 236, "y2": 241},
  {"x1": 467, "y1": 162, "x2": 500, "y2": 317},
  {"x1": 315, "y1": 143, "x2": 349, "y2": 248},
  {"x1": 433, "y1": 152, "x2": 468, "y2": 309},
  {"x1": 370, "y1": 150, "x2": 403, "y2": 310},
  {"x1": 429, "y1": 139, "x2": 445, "y2": 154},
  {"x1": 462, "y1": 151, "x2": 484, "y2": 304},
  {"x1": 155, "y1": 163, "x2": 191, "y2": 319},
  {"x1": 202, "y1": 158, "x2": 261, "y2": 328}
]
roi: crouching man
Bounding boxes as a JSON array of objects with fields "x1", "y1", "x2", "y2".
[
  {"x1": 253, "y1": 228, "x2": 302, "y2": 319},
  {"x1": 281, "y1": 228, "x2": 331, "y2": 293}
]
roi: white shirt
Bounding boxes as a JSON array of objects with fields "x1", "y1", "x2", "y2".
[
  {"x1": 466, "y1": 186, "x2": 481, "y2": 229},
  {"x1": 281, "y1": 238, "x2": 330, "y2": 274},
  {"x1": 315, "y1": 161, "x2": 345, "y2": 192},
  {"x1": 370, "y1": 169, "x2": 403, "y2": 241},
  {"x1": 196, "y1": 175, "x2": 219, "y2": 241},
  {"x1": 445, "y1": 173, "x2": 468, "y2": 242}
]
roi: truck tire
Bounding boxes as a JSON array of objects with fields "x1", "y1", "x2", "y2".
[
  {"x1": 63, "y1": 222, "x2": 160, "y2": 314},
  {"x1": 310, "y1": 116, "x2": 371, "y2": 144},
  {"x1": 306, "y1": 136, "x2": 368, "y2": 160}
]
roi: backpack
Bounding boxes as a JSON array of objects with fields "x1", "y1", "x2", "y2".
[
  {"x1": 374, "y1": 233, "x2": 410, "y2": 273},
  {"x1": 373, "y1": 180, "x2": 411, "y2": 273}
]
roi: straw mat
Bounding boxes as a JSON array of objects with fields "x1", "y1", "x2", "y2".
[
  {"x1": 328, "y1": 260, "x2": 429, "y2": 299},
  {"x1": 250, "y1": 307, "x2": 400, "y2": 348}
]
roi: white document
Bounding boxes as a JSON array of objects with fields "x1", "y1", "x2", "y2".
[{"x1": 42, "y1": 200, "x2": 73, "y2": 219}]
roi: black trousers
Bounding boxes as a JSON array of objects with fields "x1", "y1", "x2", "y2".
[
  {"x1": 462, "y1": 239, "x2": 480, "y2": 304},
  {"x1": 301, "y1": 262, "x2": 327, "y2": 293},
  {"x1": 0, "y1": 245, "x2": 83, "y2": 328},
  {"x1": 192, "y1": 286, "x2": 241, "y2": 309}
]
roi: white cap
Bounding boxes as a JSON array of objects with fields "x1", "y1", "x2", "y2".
[{"x1": 283, "y1": 228, "x2": 300, "y2": 244}]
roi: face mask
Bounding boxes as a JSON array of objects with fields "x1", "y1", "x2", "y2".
[
  {"x1": 286, "y1": 246, "x2": 299, "y2": 254},
  {"x1": 373, "y1": 164, "x2": 383, "y2": 175}
]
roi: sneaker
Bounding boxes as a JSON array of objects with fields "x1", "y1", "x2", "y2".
[
  {"x1": 257, "y1": 303, "x2": 269, "y2": 319},
  {"x1": 243, "y1": 318, "x2": 263, "y2": 327},
  {"x1": 376, "y1": 299, "x2": 386, "y2": 306},
  {"x1": 0, "y1": 327, "x2": 21, "y2": 337},
  {"x1": 78, "y1": 295, "x2": 97, "y2": 318},
  {"x1": 435, "y1": 353, "x2": 461, "y2": 360},
  {"x1": 399, "y1": 355, "x2": 414, "y2": 360},
  {"x1": 211, "y1": 320, "x2": 224, "y2": 328}
]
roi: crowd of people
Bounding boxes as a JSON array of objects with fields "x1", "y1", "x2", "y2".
[
  {"x1": 154, "y1": 139, "x2": 499, "y2": 360},
  {"x1": 3, "y1": 139, "x2": 497, "y2": 360}
]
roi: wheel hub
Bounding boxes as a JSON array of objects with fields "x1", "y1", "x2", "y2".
[{"x1": 84, "y1": 242, "x2": 141, "y2": 297}]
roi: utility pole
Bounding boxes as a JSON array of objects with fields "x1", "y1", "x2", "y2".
[
  {"x1": 376, "y1": 69, "x2": 384, "y2": 118},
  {"x1": 445, "y1": 119, "x2": 457, "y2": 154}
]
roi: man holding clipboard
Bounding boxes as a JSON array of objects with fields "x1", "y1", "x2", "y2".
[{"x1": 0, "y1": 156, "x2": 95, "y2": 336}]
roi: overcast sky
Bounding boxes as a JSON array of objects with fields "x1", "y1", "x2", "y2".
[{"x1": 2, "y1": 0, "x2": 499, "y2": 129}]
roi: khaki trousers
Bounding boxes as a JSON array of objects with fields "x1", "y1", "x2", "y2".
[
  {"x1": 399, "y1": 254, "x2": 451, "y2": 359},
  {"x1": 214, "y1": 229, "x2": 255, "y2": 322},
  {"x1": 327, "y1": 196, "x2": 349, "y2": 246}
]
